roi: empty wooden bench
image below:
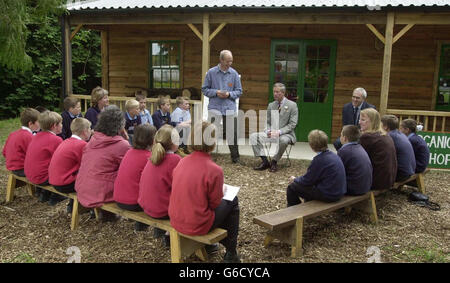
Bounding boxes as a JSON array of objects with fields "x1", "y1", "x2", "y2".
[
  {"x1": 253, "y1": 191, "x2": 379, "y2": 257},
  {"x1": 5, "y1": 173, "x2": 81, "y2": 231},
  {"x1": 94, "y1": 202, "x2": 227, "y2": 263}
]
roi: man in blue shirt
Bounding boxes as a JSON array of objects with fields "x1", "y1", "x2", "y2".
[{"x1": 202, "y1": 50, "x2": 243, "y2": 163}]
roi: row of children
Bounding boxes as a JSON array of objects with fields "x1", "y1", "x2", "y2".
[
  {"x1": 59, "y1": 86, "x2": 191, "y2": 148},
  {"x1": 3, "y1": 105, "x2": 240, "y2": 263},
  {"x1": 287, "y1": 108, "x2": 429, "y2": 206}
]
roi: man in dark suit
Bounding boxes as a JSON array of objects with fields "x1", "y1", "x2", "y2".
[{"x1": 333, "y1": 87, "x2": 375, "y2": 150}]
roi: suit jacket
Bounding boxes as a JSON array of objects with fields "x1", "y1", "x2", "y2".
[
  {"x1": 342, "y1": 101, "x2": 375, "y2": 126},
  {"x1": 266, "y1": 98, "x2": 298, "y2": 144}
]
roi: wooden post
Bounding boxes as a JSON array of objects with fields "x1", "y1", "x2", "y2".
[
  {"x1": 62, "y1": 16, "x2": 73, "y2": 99},
  {"x1": 291, "y1": 217, "x2": 303, "y2": 257},
  {"x1": 101, "y1": 31, "x2": 109, "y2": 92},
  {"x1": 5, "y1": 174, "x2": 16, "y2": 203},
  {"x1": 379, "y1": 12, "x2": 395, "y2": 115},
  {"x1": 201, "y1": 14, "x2": 210, "y2": 120}
]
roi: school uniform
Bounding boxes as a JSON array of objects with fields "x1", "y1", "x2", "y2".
[
  {"x1": 85, "y1": 106, "x2": 101, "y2": 129},
  {"x1": 124, "y1": 112, "x2": 141, "y2": 137},
  {"x1": 113, "y1": 148, "x2": 151, "y2": 206},
  {"x1": 152, "y1": 110, "x2": 176, "y2": 130},
  {"x1": 287, "y1": 150, "x2": 346, "y2": 206},
  {"x1": 408, "y1": 133, "x2": 430, "y2": 173},
  {"x1": 171, "y1": 107, "x2": 191, "y2": 146},
  {"x1": 2, "y1": 127, "x2": 34, "y2": 172},
  {"x1": 59, "y1": 111, "x2": 83, "y2": 140},
  {"x1": 139, "y1": 109, "x2": 153, "y2": 125},
  {"x1": 388, "y1": 130, "x2": 416, "y2": 181},
  {"x1": 360, "y1": 132, "x2": 397, "y2": 190},
  {"x1": 48, "y1": 135, "x2": 87, "y2": 189},
  {"x1": 24, "y1": 131, "x2": 63, "y2": 185},
  {"x1": 337, "y1": 142, "x2": 373, "y2": 195},
  {"x1": 138, "y1": 152, "x2": 181, "y2": 218}
]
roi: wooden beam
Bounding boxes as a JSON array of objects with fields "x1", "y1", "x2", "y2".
[
  {"x1": 209, "y1": 23, "x2": 227, "y2": 42},
  {"x1": 62, "y1": 16, "x2": 73, "y2": 98},
  {"x1": 366, "y1": 24, "x2": 385, "y2": 44},
  {"x1": 379, "y1": 12, "x2": 395, "y2": 116},
  {"x1": 70, "y1": 24, "x2": 83, "y2": 41},
  {"x1": 187, "y1": 24, "x2": 203, "y2": 41},
  {"x1": 201, "y1": 14, "x2": 210, "y2": 119},
  {"x1": 396, "y1": 13, "x2": 450, "y2": 25},
  {"x1": 101, "y1": 31, "x2": 109, "y2": 92},
  {"x1": 393, "y1": 24, "x2": 414, "y2": 44}
]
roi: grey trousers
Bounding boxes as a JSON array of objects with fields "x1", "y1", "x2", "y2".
[{"x1": 250, "y1": 132, "x2": 292, "y2": 162}]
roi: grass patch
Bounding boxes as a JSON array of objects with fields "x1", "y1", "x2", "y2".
[
  {"x1": 3, "y1": 253, "x2": 36, "y2": 263},
  {"x1": 0, "y1": 118, "x2": 20, "y2": 162},
  {"x1": 404, "y1": 246, "x2": 449, "y2": 263}
]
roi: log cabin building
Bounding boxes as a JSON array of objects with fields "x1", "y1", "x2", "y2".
[{"x1": 64, "y1": 0, "x2": 450, "y2": 141}]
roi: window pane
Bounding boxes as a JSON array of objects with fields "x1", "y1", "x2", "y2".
[
  {"x1": 288, "y1": 45, "x2": 299, "y2": 61},
  {"x1": 152, "y1": 43, "x2": 160, "y2": 56},
  {"x1": 275, "y1": 45, "x2": 287, "y2": 60},
  {"x1": 303, "y1": 88, "x2": 315, "y2": 102},
  {"x1": 317, "y1": 90, "x2": 328, "y2": 103},
  {"x1": 171, "y1": 69, "x2": 179, "y2": 83},
  {"x1": 306, "y1": 46, "x2": 317, "y2": 60},
  {"x1": 153, "y1": 69, "x2": 162, "y2": 88},
  {"x1": 319, "y1": 60, "x2": 329, "y2": 75},
  {"x1": 318, "y1": 75, "x2": 329, "y2": 90},
  {"x1": 318, "y1": 46, "x2": 331, "y2": 59},
  {"x1": 286, "y1": 88, "x2": 298, "y2": 102},
  {"x1": 286, "y1": 60, "x2": 298, "y2": 73}
]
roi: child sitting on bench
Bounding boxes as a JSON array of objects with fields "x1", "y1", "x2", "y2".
[
  {"x1": 124, "y1": 99, "x2": 142, "y2": 145},
  {"x1": 59, "y1": 96, "x2": 83, "y2": 140},
  {"x1": 337, "y1": 125, "x2": 372, "y2": 196},
  {"x1": 152, "y1": 96, "x2": 176, "y2": 130},
  {"x1": 139, "y1": 125, "x2": 181, "y2": 242},
  {"x1": 287, "y1": 129, "x2": 346, "y2": 205},
  {"x1": 399, "y1": 119, "x2": 430, "y2": 174},
  {"x1": 3, "y1": 108, "x2": 40, "y2": 177},
  {"x1": 48, "y1": 118, "x2": 92, "y2": 213},
  {"x1": 114, "y1": 124, "x2": 156, "y2": 231},
  {"x1": 24, "y1": 111, "x2": 64, "y2": 205}
]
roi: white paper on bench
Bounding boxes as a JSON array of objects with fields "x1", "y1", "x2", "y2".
[{"x1": 223, "y1": 184, "x2": 240, "y2": 201}]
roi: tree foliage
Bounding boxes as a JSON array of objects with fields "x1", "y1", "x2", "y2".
[
  {"x1": 0, "y1": 15, "x2": 101, "y2": 119},
  {"x1": 0, "y1": 0, "x2": 66, "y2": 71}
]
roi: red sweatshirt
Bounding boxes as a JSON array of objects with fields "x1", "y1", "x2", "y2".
[
  {"x1": 138, "y1": 152, "x2": 181, "y2": 218},
  {"x1": 168, "y1": 151, "x2": 223, "y2": 235},
  {"x1": 113, "y1": 148, "x2": 151, "y2": 205},
  {"x1": 2, "y1": 127, "x2": 33, "y2": 171},
  {"x1": 48, "y1": 136, "x2": 87, "y2": 186},
  {"x1": 24, "y1": 131, "x2": 62, "y2": 184}
]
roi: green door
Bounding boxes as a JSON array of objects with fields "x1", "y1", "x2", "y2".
[
  {"x1": 270, "y1": 40, "x2": 337, "y2": 141},
  {"x1": 435, "y1": 44, "x2": 450, "y2": 111}
]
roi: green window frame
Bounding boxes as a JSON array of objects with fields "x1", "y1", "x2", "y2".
[
  {"x1": 149, "y1": 41, "x2": 181, "y2": 89},
  {"x1": 436, "y1": 43, "x2": 450, "y2": 111}
]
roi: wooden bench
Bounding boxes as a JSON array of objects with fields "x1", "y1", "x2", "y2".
[
  {"x1": 253, "y1": 191, "x2": 380, "y2": 257},
  {"x1": 5, "y1": 173, "x2": 82, "y2": 231},
  {"x1": 94, "y1": 202, "x2": 227, "y2": 263},
  {"x1": 392, "y1": 169, "x2": 430, "y2": 194}
]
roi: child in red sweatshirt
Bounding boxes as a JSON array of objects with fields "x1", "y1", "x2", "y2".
[
  {"x1": 113, "y1": 124, "x2": 156, "y2": 231},
  {"x1": 3, "y1": 108, "x2": 40, "y2": 177},
  {"x1": 24, "y1": 111, "x2": 63, "y2": 205},
  {"x1": 49, "y1": 118, "x2": 92, "y2": 212}
]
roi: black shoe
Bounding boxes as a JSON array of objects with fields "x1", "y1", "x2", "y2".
[
  {"x1": 223, "y1": 251, "x2": 241, "y2": 263},
  {"x1": 153, "y1": 227, "x2": 165, "y2": 238},
  {"x1": 253, "y1": 161, "x2": 270, "y2": 171},
  {"x1": 89, "y1": 209, "x2": 96, "y2": 219},
  {"x1": 34, "y1": 187, "x2": 42, "y2": 198},
  {"x1": 66, "y1": 199, "x2": 74, "y2": 214},
  {"x1": 134, "y1": 221, "x2": 148, "y2": 232},
  {"x1": 205, "y1": 243, "x2": 219, "y2": 254},
  {"x1": 164, "y1": 234, "x2": 170, "y2": 248},
  {"x1": 48, "y1": 194, "x2": 67, "y2": 206},
  {"x1": 39, "y1": 190, "x2": 50, "y2": 203},
  {"x1": 269, "y1": 161, "x2": 278, "y2": 173}
]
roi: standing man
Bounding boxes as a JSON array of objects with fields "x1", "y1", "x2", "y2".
[
  {"x1": 202, "y1": 50, "x2": 243, "y2": 163},
  {"x1": 250, "y1": 83, "x2": 298, "y2": 172},
  {"x1": 333, "y1": 87, "x2": 375, "y2": 150}
]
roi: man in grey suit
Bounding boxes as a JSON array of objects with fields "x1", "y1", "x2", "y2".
[{"x1": 250, "y1": 83, "x2": 298, "y2": 172}]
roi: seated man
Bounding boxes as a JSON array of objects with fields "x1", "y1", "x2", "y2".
[
  {"x1": 333, "y1": 87, "x2": 375, "y2": 151},
  {"x1": 381, "y1": 115, "x2": 416, "y2": 182},
  {"x1": 250, "y1": 83, "x2": 298, "y2": 172}
]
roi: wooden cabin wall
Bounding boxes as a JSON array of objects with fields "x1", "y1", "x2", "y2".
[{"x1": 105, "y1": 23, "x2": 450, "y2": 139}]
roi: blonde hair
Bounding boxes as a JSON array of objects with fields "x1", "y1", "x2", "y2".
[
  {"x1": 70, "y1": 118, "x2": 91, "y2": 136},
  {"x1": 176, "y1": 96, "x2": 189, "y2": 107},
  {"x1": 90, "y1": 86, "x2": 108, "y2": 107},
  {"x1": 158, "y1": 95, "x2": 170, "y2": 109},
  {"x1": 125, "y1": 99, "x2": 139, "y2": 112},
  {"x1": 308, "y1": 130, "x2": 329, "y2": 152},
  {"x1": 188, "y1": 121, "x2": 216, "y2": 153},
  {"x1": 151, "y1": 125, "x2": 179, "y2": 165},
  {"x1": 360, "y1": 108, "x2": 382, "y2": 133},
  {"x1": 39, "y1": 111, "x2": 62, "y2": 131}
]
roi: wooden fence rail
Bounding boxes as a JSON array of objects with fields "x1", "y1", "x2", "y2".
[
  {"x1": 386, "y1": 109, "x2": 450, "y2": 132},
  {"x1": 70, "y1": 94, "x2": 202, "y2": 121}
]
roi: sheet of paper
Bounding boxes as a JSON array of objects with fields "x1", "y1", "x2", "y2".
[{"x1": 223, "y1": 184, "x2": 240, "y2": 201}]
